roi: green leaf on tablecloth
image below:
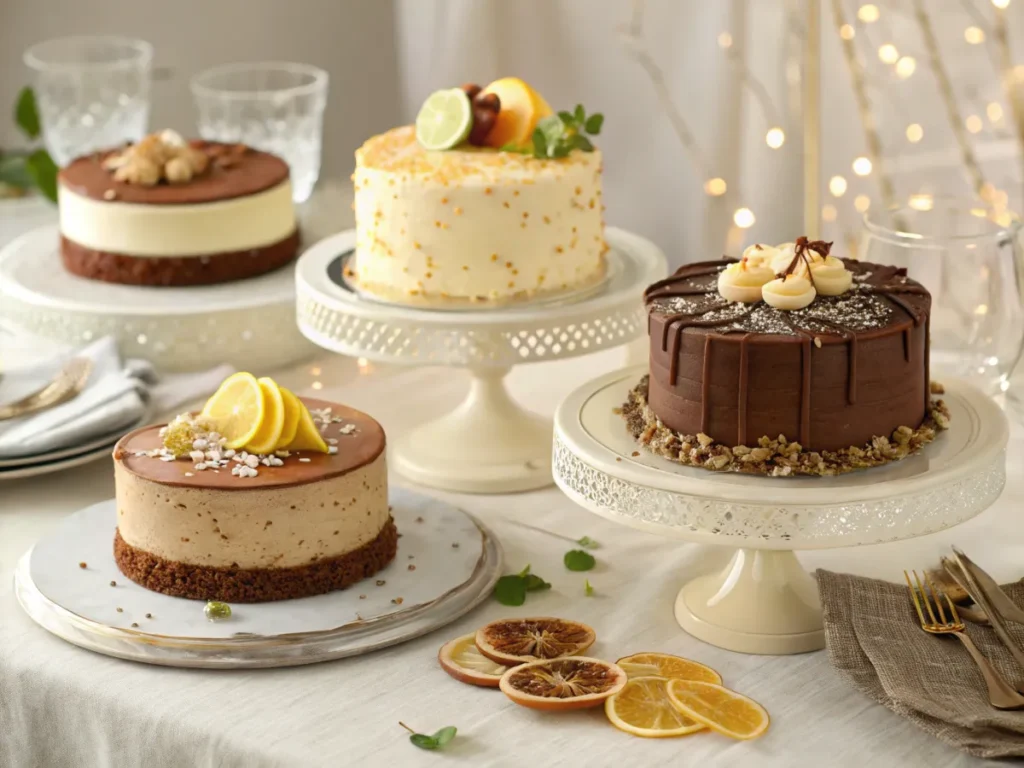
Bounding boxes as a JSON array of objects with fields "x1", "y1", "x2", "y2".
[
  {"x1": 576, "y1": 536, "x2": 600, "y2": 549},
  {"x1": 564, "y1": 549, "x2": 596, "y2": 572},
  {"x1": 15, "y1": 86, "x2": 41, "y2": 139},
  {"x1": 402, "y1": 723, "x2": 457, "y2": 750},
  {"x1": 494, "y1": 575, "x2": 528, "y2": 606},
  {"x1": 584, "y1": 579, "x2": 594, "y2": 596},
  {"x1": 25, "y1": 149, "x2": 58, "y2": 202},
  {"x1": 524, "y1": 573, "x2": 551, "y2": 592}
]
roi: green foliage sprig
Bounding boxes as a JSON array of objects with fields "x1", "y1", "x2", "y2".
[
  {"x1": 501, "y1": 104, "x2": 604, "y2": 159},
  {"x1": 0, "y1": 87, "x2": 58, "y2": 202}
]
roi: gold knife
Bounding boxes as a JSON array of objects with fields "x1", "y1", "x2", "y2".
[{"x1": 950, "y1": 547, "x2": 1024, "y2": 670}]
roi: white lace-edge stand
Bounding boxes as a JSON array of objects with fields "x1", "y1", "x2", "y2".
[
  {"x1": 552, "y1": 365, "x2": 1009, "y2": 654},
  {"x1": 295, "y1": 228, "x2": 667, "y2": 493},
  {"x1": 0, "y1": 225, "x2": 315, "y2": 372}
]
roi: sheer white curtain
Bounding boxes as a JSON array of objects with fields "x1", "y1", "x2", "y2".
[{"x1": 393, "y1": 0, "x2": 803, "y2": 267}]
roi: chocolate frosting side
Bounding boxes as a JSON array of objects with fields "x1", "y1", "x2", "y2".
[
  {"x1": 58, "y1": 142, "x2": 289, "y2": 204},
  {"x1": 114, "y1": 399, "x2": 385, "y2": 490},
  {"x1": 645, "y1": 259, "x2": 932, "y2": 452}
]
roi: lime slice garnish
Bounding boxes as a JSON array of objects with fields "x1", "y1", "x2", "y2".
[{"x1": 415, "y1": 88, "x2": 473, "y2": 150}]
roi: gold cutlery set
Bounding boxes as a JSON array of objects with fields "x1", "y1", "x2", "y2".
[
  {"x1": 0, "y1": 357, "x2": 92, "y2": 421},
  {"x1": 905, "y1": 547, "x2": 1024, "y2": 710}
]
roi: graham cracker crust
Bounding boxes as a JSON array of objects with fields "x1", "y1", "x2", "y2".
[{"x1": 113, "y1": 517, "x2": 398, "y2": 602}]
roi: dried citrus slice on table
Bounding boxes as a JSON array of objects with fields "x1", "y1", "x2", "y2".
[
  {"x1": 666, "y1": 680, "x2": 770, "y2": 741},
  {"x1": 415, "y1": 88, "x2": 473, "y2": 150},
  {"x1": 438, "y1": 634, "x2": 507, "y2": 688},
  {"x1": 500, "y1": 657, "x2": 626, "y2": 710},
  {"x1": 200, "y1": 372, "x2": 265, "y2": 450},
  {"x1": 616, "y1": 652, "x2": 723, "y2": 685},
  {"x1": 605, "y1": 676, "x2": 705, "y2": 738},
  {"x1": 476, "y1": 617, "x2": 596, "y2": 665},
  {"x1": 244, "y1": 377, "x2": 286, "y2": 454}
]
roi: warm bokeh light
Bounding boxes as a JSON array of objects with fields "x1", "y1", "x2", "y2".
[
  {"x1": 733, "y1": 208, "x2": 756, "y2": 228},
  {"x1": 1016, "y1": 65, "x2": 1024, "y2": 80},
  {"x1": 311, "y1": 381, "x2": 323, "y2": 390},
  {"x1": 906, "y1": 123, "x2": 924, "y2": 143},
  {"x1": 993, "y1": 0, "x2": 1011, "y2": 8},
  {"x1": 966, "y1": 114, "x2": 983, "y2": 133},
  {"x1": 980, "y1": 182, "x2": 997, "y2": 201},
  {"x1": 822, "y1": 204, "x2": 838, "y2": 222},
  {"x1": 909, "y1": 194, "x2": 934, "y2": 211},
  {"x1": 987, "y1": 102, "x2": 1004, "y2": 121},
  {"x1": 878, "y1": 44, "x2": 899, "y2": 64},
  {"x1": 704, "y1": 177, "x2": 728, "y2": 196},
  {"x1": 765, "y1": 127, "x2": 786, "y2": 149},
  {"x1": 857, "y1": 4, "x2": 880, "y2": 23},
  {"x1": 357, "y1": 357, "x2": 371, "y2": 371},
  {"x1": 829, "y1": 175, "x2": 848, "y2": 197},
  {"x1": 895, "y1": 56, "x2": 916, "y2": 78},
  {"x1": 718, "y1": 32, "x2": 733, "y2": 48},
  {"x1": 310, "y1": 366, "x2": 322, "y2": 376},
  {"x1": 839, "y1": 24, "x2": 856, "y2": 40},
  {"x1": 854, "y1": 195, "x2": 871, "y2": 213},
  {"x1": 964, "y1": 26, "x2": 985, "y2": 44},
  {"x1": 853, "y1": 156, "x2": 873, "y2": 176}
]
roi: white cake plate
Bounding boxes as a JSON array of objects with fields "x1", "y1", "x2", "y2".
[
  {"x1": 0, "y1": 225, "x2": 316, "y2": 372},
  {"x1": 295, "y1": 228, "x2": 667, "y2": 494},
  {"x1": 552, "y1": 365, "x2": 1009, "y2": 655},
  {"x1": 14, "y1": 487, "x2": 502, "y2": 668}
]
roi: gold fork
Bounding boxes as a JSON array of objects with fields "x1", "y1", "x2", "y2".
[
  {"x1": 905, "y1": 570, "x2": 1024, "y2": 710},
  {"x1": 0, "y1": 358, "x2": 93, "y2": 422}
]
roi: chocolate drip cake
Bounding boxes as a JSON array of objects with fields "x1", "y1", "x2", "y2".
[
  {"x1": 58, "y1": 130, "x2": 299, "y2": 287},
  {"x1": 628, "y1": 238, "x2": 950, "y2": 475}
]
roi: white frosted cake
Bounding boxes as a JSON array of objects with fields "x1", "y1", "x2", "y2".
[{"x1": 350, "y1": 78, "x2": 607, "y2": 305}]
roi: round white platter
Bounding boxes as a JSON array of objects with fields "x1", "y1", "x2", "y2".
[
  {"x1": 552, "y1": 365, "x2": 1009, "y2": 655},
  {"x1": 0, "y1": 225, "x2": 316, "y2": 372},
  {"x1": 14, "y1": 487, "x2": 502, "y2": 668},
  {"x1": 296, "y1": 227, "x2": 667, "y2": 494}
]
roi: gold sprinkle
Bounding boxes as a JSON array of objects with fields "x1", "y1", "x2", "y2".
[
  {"x1": 441, "y1": 222, "x2": 450, "y2": 229},
  {"x1": 484, "y1": 187, "x2": 493, "y2": 195},
  {"x1": 434, "y1": 221, "x2": 441, "y2": 228},
  {"x1": 462, "y1": 265, "x2": 469, "y2": 271},
  {"x1": 503, "y1": 201, "x2": 510, "y2": 208},
  {"x1": 413, "y1": 242, "x2": 421, "y2": 249},
  {"x1": 512, "y1": 269, "x2": 519, "y2": 275},
  {"x1": 513, "y1": 190, "x2": 520, "y2": 196},
  {"x1": 505, "y1": 261, "x2": 513, "y2": 268},
  {"x1": 441, "y1": 197, "x2": 449, "y2": 204},
  {"x1": 508, "y1": 281, "x2": 515, "y2": 288},
  {"x1": 555, "y1": 245, "x2": 564, "y2": 253},
  {"x1": 79, "y1": 562, "x2": 87, "y2": 569},
  {"x1": 588, "y1": 198, "x2": 596, "y2": 209},
  {"x1": 543, "y1": 216, "x2": 551, "y2": 224},
  {"x1": 491, "y1": 253, "x2": 499, "y2": 261},
  {"x1": 575, "y1": 186, "x2": 582, "y2": 195},
  {"x1": 572, "y1": 226, "x2": 578, "y2": 233},
  {"x1": 520, "y1": 222, "x2": 527, "y2": 229},
  {"x1": 454, "y1": 206, "x2": 463, "y2": 215},
  {"x1": 425, "y1": 272, "x2": 433, "y2": 278},
  {"x1": 522, "y1": 212, "x2": 529, "y2": 219}
]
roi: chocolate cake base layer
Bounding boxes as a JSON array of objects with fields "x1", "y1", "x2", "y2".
[
  {"x1": 113, "y1": 517, "x2": 398, "y2": 602},
  {"x1": 60, "y1": 229, "x2": 299, "y2": 287},
  {"x1": 624, "y1": 375, "x2": 950, "y2": 476}
]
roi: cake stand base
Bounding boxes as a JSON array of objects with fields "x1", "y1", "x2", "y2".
[
  {"x1": 392, "y1": 367, "x2": 552, "y2": 494},
  {"x1": 674, "y1": 549, "x2": 824, "y2": 655}
]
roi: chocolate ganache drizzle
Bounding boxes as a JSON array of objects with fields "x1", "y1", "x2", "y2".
[{"x1": 644, "y1": 240, "x2": 931, "y2": 447}]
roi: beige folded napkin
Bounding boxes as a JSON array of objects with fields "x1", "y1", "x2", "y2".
[{"x1": 818, "y1": 569, "x2": 1024, "y2": 759}]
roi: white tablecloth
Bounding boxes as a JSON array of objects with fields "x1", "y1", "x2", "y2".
[{"x1": 2, "y1": 343, "x2": 1022, "y2": 768}]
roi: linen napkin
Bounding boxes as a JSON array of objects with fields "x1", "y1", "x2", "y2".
[
  {"x1": 0, "y1": 336, "x2": 232, "y2": 459},
  {"x1": 818, "y1": 569, "x2": 1024, "y2": 759}
]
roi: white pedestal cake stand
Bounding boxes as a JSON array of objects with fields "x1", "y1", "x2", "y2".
[
  {"x1": 552, "y1": 365, "x2": 1009, "y2": 655},
  {"x1": 0, "y1": 225, "x2": 315, "y2": 372},
  {"x1": 295, "y1": 228, "x2": 666, "y2": 493}
]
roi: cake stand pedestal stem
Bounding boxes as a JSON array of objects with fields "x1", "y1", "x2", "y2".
[
  {"x1": 674, "y1": 548, "x2": 824, "y2": 655},
  {"x1": 391, "y1": 367, "x2": 553, "y2": 494}
]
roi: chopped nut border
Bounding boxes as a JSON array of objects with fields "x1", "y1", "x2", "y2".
[{"x1": 622, "y1": 375, "x2": 950, "y2": 477}]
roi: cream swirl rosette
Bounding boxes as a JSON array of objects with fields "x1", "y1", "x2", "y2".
[
  {"x1": 808, "y1": 255, "x2": 853, "y2": 296},
  {"x1": 770, "y1": 242, "x2": 798, "y2": 275},
  {"x1": 762, "y1": 273, "x2": 816, "y2": 310},
  {"x1": 740, "y1": 243, "x2": 777, "y2": 268},
  {"x1": 718, "y1": 259, "x2": 776, "y2": 303}
]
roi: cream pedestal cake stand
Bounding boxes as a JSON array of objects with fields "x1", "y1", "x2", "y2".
[
  {"x1": 0, "y1": 225, "x2": 315, "y2": 372},
  {"x1": 295, "y1": 228, "x2": 666, "y2": 494},
  {"x1": 552, "y1": 365, "x2": 1009, "y2": 655}
]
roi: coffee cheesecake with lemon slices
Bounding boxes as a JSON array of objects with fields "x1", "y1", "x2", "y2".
[
  {"x1": 350, "y1": 78, "x2": 607, "y2": 305},
  {"x1": 112, "y1": 374, "x2": 394, "y2": 602},
  {"x1": 59, "y1": 130, "x2": 298, "y2": 286}
]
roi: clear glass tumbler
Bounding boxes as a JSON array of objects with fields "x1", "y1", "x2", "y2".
[
  {"x1": 23, "y1": 36, "x2": 152, "y2": 165},
  {"x1": 191, "y1": 62, "x2": 328, "y2": 203},
  {"x1": 860, "y1": 198, "x2": 1024, "y2": 395}
]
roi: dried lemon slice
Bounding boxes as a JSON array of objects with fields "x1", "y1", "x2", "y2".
[
  {"x1": 438, "y1": 634, "x2": 507, "y2": 688},
  {"x1": 605, "y1": 676, "x2": 705, "y2": 738},
  {"x1": 277, "y1": 387, "x2": 303, "y2": 449},
  {"x1": 616, "y1": 653, "x2": 723, "y2": 685},
  {"x1": 666, "y1": 679, "x2": 770, "y2": 741},
  {"x1": 499, "y1": 657, "x2": 626, "y2": 711},
  {"x1": 476, "y1": 617, "x2": 596, "y2": 665},
  {"x1": 200, "y1": 372, "x2": 265, "y2": 451}
]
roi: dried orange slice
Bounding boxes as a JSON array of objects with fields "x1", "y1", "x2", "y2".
[
  {"x1": 499, "y1": 657, "x2": 626, "y2": 711},
  {"x1": 616, "y1": 653, "x2": 722, "y2": 685},
  {"x1": 605, "y1": 676, "x2": 705, "y2": 738},
  {"x1": 666, "y1": 680, "x2": 770, "y2": 741},
  {"x1": 438, "y1": 634, "x2": 507, "y2": 688},
  {"x1": 476, "y1": 617, "x2": 596, "y2": 665}
]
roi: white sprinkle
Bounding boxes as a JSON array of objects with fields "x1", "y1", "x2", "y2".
[
  {"x1": 184, "y1": 472, "x2": 194, "y2": 477},
  {"x1": 208, "y1": 432, "x2": 221, "y2": 443},
  {"x1": 223, "y1": 449, "x2": 235, "y2": 459},
  {"x1": 328, "y1": 446, "x2": 338, "y2": 455},
  {"x1": 160, "y1": 455, "x2": 176, "y2": 462},
  {"x1": 269, "y1": 456, "x2": 284, "y2": 467},
  {"x1": 275, "y1": 450, "x2": 291, "y2": 458},
  {"x1": 339, "y1": 424, "x2": 356, "y2": 435},
  {"x1": 260, "y1": 457, "x2": 272, "y2": 466},
  {"x1": 299, "y1": 458, "x2": 312, "y2": 463},
  {"x1": 327, "y1": 438, "x2": 339, "y2": 445},
  {"x1": 244, "y1": 455, "x2": 260, "y2": 469},
  {"x1": 192, "y1": 438, "x2": 208, "y2": 451},
  {"x1": 189, "y1": 450, "x2": 205, "y2": 463},
  {"x1": 195, "y1": 462, "x2": 207, "y2": 470},
  {"x1": 206, "y1": 450, "x2": 222, "y2": 463}
]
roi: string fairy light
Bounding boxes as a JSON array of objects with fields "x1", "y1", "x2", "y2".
[
  {"x1": 822, "y1": 204, "x2": 838, "y2": 222},
  {"x1": 704, "y1": 177, "x2": 728, "y2": 196},
  {"x1": 895, "y1": 56, "x2": 917, "y2": 78},
  {"x1": 733, "y1": 208, "x2": 756, "y2": 228},
  {"x1": 992, "y1": 0, "x2": 1011, "y2": 7},
  {"x1": 839, "y1": 24, "x2": 855, "y2": 40},
  {"x1": 966, "y1": 114, "x2": 984, "y2": 133},
  {"x1": 718, "y1": 32, "x2": 733, "y2": 48},
  {"x1": 964, "y1": 26, "x2": 986, "y2": 44},
  {"x1": 765, "y1": 127, "x2": 786, "y2": 148},
  {"x1": 853, "y1": 156, "x2": 873, "y2": 175},
  {"x1": 829, "y1": 175, "x2": 848, "y2": 196},
  {"x1": 857, "y1": 4, "x2": 880, "y2": 22},
  {"x1": 987, "y1": 102, "x2": 1004, "y2": 121},
  {"x1": 854, "y1": 195, "x2": 871, "y2": 213},
  {"x1": 878, "y1": 44, "x2": 899, "y2": 64},
  {"x1": 909, "y1": 193, "x2": 935, "y2": 211},
  {"x1": 906, "y1": 123, "x2": 924, "y2": 142}
]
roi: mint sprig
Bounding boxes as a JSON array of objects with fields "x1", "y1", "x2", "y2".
[
  {"x1": 1, "y1": 86, "x2": 57, "y2": 202},
  {"x1": 564, "y1": 549, "x2": 596, "y2": 572},
  {"x1": 502, "y1": 104, "x2": 603, "y2": 159},
  {"x1": 493, "y1": 564, "x2": 551, "y2": 606},
  {"x1": 400, "y1": 723, "x2": 457, "y2": 751}
]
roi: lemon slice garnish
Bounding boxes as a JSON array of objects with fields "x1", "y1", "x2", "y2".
[{"x1": 200, "y1": 372, "x2": 265, "y2": 451}]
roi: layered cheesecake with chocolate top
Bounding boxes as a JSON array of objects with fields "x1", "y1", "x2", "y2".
[
  {"x1": 628, "y1": 238, "x2": 948, "y2": 475},
  {"x1": 58, "y1": 130, "x2": 298, "y2": 286},
  {"x1": 112, "y1": 399, "x2": 394, "y2": 602}
]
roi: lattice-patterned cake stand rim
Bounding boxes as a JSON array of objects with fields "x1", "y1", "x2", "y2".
[
  {"x1": 0, "y1": 225, "x2": 314, "y2": 372},
  {"x1": 293, "y1": 228, "x2": 667, "y2": 494},
  {"x1": 551, "y1": 365, "x2": 1009, "y2": 654}
]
